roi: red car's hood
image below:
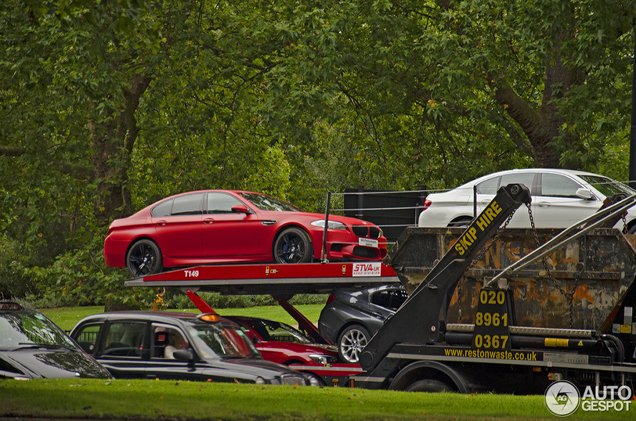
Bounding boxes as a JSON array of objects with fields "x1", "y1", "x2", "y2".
[{"x1": 258, "y1": 211, "x2": 379, "y2": 227}]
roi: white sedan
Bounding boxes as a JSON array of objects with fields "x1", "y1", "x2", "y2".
[{"x1": 418, "y1": 168, "x2": 636, "y2": 233}]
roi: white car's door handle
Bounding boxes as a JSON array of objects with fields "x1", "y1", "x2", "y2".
[{"x1": 537, "y1": 202, "x2": 551, "y2": 207}]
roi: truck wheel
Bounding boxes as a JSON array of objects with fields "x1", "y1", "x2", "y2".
[
  {"x1": 338, "y1": 324, "x2": 369, "y2": 364},
  {"x1": 126, "y1": 239, "x2": 163, "y2": 277},
  {"x1": 406, "y1": 379, "x2": 454, "y2": 393}
]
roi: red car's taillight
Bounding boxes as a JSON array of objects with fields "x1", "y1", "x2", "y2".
[
  {"x1": 325, "y1": 294, "x2": 336, "y2": 305},
  {"x1": 422, "y1": 200, "x2": 432, "y2": 211}
]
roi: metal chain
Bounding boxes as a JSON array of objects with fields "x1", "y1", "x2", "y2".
[
  {"x1": 622, "y1": 213, "x2": 628, "y2": 234},
  {"x1": 527, "y1": 203, "x2": 581, "y2": 328},
  {"x1": 469, "y1": 210, "x2": 517, "y2": 269}
]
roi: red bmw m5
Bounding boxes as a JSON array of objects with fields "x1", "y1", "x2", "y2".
[{"x1": 104, "y1": 190, "x2": 387, "y2": 277}]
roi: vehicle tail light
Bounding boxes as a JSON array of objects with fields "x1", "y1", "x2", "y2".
[
  {"x1": 422, "y1": 200, "x2": 432, "y2": 211},
  {"x1": 325, "y1": 294, "x2": 336, "y2": 305}
]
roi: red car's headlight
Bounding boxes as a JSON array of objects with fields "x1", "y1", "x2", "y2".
[{"x1": 310, "y1": 220, "x2": 347, "y2": 231}]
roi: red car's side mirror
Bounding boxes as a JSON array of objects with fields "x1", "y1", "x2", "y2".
[{"x1": 231, "y1": 205, "x2": 249, "y2": 214}]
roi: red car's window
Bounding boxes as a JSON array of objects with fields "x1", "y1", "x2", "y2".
[
  {"x1": 239, "y1": 193, "x2": 300, "y2": 212},
  {"x1": 171, "y1": 193, "x2": 203, "y2": 215},
  {"x1": 207, "y1": 193, "x2": 246, "y2": 214},
  {"x1": 151, "y1": 199, "x2": 173, "y2": 217}
]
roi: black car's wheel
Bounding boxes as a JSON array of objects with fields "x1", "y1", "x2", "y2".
[
  {"x1": 337, "y1": 324, "x2": 369, "y2": 364},
  {"x1": 405, "y1": 379, "x2": 454, "y2": 393},
  {"x1": 274, "y1": 227, "x2": 312, "y2": 264},
  {"x1": 126, "y1": 239, "x2": 163, "y2": 277}
]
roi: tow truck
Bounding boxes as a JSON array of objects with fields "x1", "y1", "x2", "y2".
[
  {"x1": 126, "y1": 260, "x2": 400, "y2": 386},
  {"x1": 126, "y1": 183, "x2": 636, "y2": 393},
  {"x1": 352, "y1": 183, "x2": 636, "y2": 393}
]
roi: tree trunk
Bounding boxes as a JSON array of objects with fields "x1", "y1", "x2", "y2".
[{"x1": 91, "y1": 75, "x2": 152, "y2": 227}]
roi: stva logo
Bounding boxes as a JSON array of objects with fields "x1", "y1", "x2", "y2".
[{"x1": 352, "y1": 262, "x2": 381, "y2": 277}]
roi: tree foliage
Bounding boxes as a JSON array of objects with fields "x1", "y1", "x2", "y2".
[{"x1": 1, "y1": 0, "x2": 635, "y2": 304}]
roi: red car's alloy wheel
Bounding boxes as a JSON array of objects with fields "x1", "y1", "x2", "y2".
[
  {"x1": 274, "y1": 228, "x2": 312, "y2": 264},
  {"x1": 126, "y1": 239, "x2": 163, "y2": 277}
]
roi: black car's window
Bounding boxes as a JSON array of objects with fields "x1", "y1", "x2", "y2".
[
  {"x1": 152, "y1": 324, "x2": 189, "y2": 359},
  {"x1": 239, "y1": 192, "x2": 300, "y2": 212},
  {"x1": 476, "y1": 177, "x2": 500, "y2": 195},
  {"x1": 0, "y1": 311, "x2": 75, "y2": 350},
  {"x1": 102, "y1": 322, "x2": 146, "y2": 357},
  {"x1": 73, "y1": 324, "x2": 102, "y2": 354},
  {"x1": 370, "y1": 289, "x2": 409, "y2": 311},
  {"x1": 500, "y1": 173, "x2": 536, "y2": 192},
  {"x1": 540, "y1": 174, "x2": 584, "y2": 198},
  {"x1": 578, "y1": 175, "x2": 636, "y2": 197},
  {"x1": 151, "y1": 199, "x2": 173, "y2": 217},
  {"x1": 207, "y1": 193, "x2": 246, "y2": 214},
  {"x1": 171, "y1": 193, "x2": 203, "y2": 216}
]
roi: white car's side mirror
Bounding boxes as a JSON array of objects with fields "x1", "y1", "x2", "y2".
[{"x1": 575, "y1": 188, "x2": 593, "y2": 199}]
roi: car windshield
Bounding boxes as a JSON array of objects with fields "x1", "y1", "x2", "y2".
[
  {"x1": 188, "y1": 322, "x2": 260, "y2": 359},
  {"x1": 239, "y1": 193, "x2": 300, "y2": 212},
  {"x1": 0, "y1": 311, "x2": 77, "y2": 350},
  {"x1": 577, "y1": 175, "x2": 636, "y2": 197},
  {"x1": 249, "y1": 319, "x2": 312, "y2": 344}
]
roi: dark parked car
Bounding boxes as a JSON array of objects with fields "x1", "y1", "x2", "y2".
[
  {"x1": 103, "y1": 189, "x2": 388, "y2": 277},
  {"x1": 318, "y1": 284, "x2": 409, "y2": 363},
  {"x1": 0, "y1": 302, "x2": 112, "y2": 380},
  {"x1": 69, "y1": 311, "x2": 311, "y2": 385}
]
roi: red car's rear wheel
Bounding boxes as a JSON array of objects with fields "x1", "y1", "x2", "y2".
[{"x1": 126, "y1": 239, "x2": 163, "y2": 277}]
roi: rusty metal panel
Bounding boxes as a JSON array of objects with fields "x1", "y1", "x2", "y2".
[{"x1": 384, "y1": 227, "x2": 636, "y2": 330}]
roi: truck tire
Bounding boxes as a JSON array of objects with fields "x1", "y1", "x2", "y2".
[{"x1": 406, "y1": 379, "x2": 454, "y2": 393}]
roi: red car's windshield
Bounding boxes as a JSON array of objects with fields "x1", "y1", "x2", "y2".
[{"x1": 239, "y1": 193, "x2": 300, "y2": 212}]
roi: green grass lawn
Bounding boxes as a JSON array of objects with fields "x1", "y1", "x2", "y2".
[
  {"x1": 2, "y1": 378, "x2": 631, "y2": 421},
  {"x1": 39, "y1": 304, "x2": 325, "y2": 331},
  {"x1": 29, "y1": 305, "x2": 635, "y2": 421}
]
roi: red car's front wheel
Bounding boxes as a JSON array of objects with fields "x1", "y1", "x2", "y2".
[{"x1": 273, "y1": 227, "x2": 313, "y2": 264}]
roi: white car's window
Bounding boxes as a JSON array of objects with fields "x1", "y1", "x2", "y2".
[
  {"x1": 541, "y1": 174, "x2": 583, "y2": 198},
  {"x1": 476, "y1": 177, "x2": 500, "y2": 194},
  {"x1": 500, "y1": 173, "x2": 536, "y2": 192},
  {"x1": 578, "y1": 175, "x2": 636, "y2": 197},
  {"x1": 207, "y1": 193, "x2": 245, "y2": 214}
]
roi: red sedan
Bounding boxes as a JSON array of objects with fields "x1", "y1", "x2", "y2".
[
  {"x1": 225, "y1": 315, "x2": 363, "y2": 386},
  {"x1": 104, "y1": 190, "x2": 387, "y2": 277}
]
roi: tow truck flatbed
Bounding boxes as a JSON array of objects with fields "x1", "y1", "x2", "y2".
[{"x1": 124, "y1": 261, "x2": 399, "y2": 295}]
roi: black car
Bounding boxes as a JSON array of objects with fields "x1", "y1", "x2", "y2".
[
  {"x1": 0, "y1": 301, "x2": 112, "y2": 380},
  {"x1": 69, "y1": 311, "x2": 311, "y2": 385},
  {"x1": 318, "y1": 284, "x2": 409, "y2": 363}
]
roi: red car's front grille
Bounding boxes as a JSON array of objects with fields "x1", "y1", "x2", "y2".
[
  {"x1": 352, "y1": 225, "x2": 381, "y2": 239},
  {"x1": 352, "y1": 225, "x2": 369, "y2": 237}
]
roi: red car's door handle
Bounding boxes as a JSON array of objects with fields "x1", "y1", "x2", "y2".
[
  {"x1": 156, "y1": 220, "x2": 167, "y2": 226},
  {"x1": 203, "y1": 218, "x2": 214, "y2": 224}
]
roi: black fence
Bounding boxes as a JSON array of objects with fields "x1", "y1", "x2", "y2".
[{"x1": 341, "y1": 186, "x2": 428, "y2": 243}]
